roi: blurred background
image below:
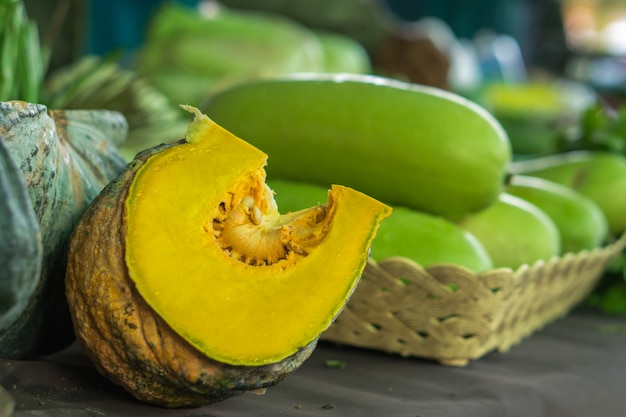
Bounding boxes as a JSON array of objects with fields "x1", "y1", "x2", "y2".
[{"x1": 23, "y1": 0, "x2": 626, "y2": 91}]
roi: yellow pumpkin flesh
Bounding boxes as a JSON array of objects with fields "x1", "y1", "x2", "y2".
[{"x1": 125, "y1": 107, "x2": 390, "y2": 365}]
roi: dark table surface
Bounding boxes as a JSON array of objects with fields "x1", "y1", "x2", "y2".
[{"x1": 2, "y1": 307, "x2": 626, "y2": 417}]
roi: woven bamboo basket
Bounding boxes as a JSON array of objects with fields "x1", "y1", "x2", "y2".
[{"x1": 322, "y1": 234, "x2": 626, "y2": 366}]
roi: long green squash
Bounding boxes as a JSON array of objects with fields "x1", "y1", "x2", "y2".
[{"x1": 204, "y1": 73, "x2": 511, "y2": 221}]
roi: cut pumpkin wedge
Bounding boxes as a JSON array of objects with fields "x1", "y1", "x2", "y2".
[{"x1": 123, "y1": 106, "x2": 392, "y2": 366}]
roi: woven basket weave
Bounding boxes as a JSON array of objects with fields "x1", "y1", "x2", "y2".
[{"x1": 322, "y1": 235, "x2": 626, "y2": 366}]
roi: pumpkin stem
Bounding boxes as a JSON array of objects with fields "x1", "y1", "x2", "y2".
[{"x1": 181, "y1": 104, "x2": 215, "y2": 144}]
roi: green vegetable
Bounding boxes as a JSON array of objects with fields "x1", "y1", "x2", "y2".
[
  {"x1": 459, "y1": 193, "x2": 561, "y2": 269},
  {"x1": 267, "y1": 178, "x2": 493, "y2": 272},
  {"x1": 136, "y1": 3, "x2": 327, "y2": 106},
  {"x1": 510, "y1": 151, "x2": 626, "y2": 237},
  {"x1": 559, "y1": 102, "x2": 626, "y2": 155},
  {"x1": 506, "y1": 175, "x2": 609, "y2": 254},
  {"x1": 205, "y1": 73, "x2": 511, "y2": 221}
]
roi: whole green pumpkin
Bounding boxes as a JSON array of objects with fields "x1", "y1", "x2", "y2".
[{"x1": 0, "y1": 101, "x2": 127, "y2": 358}]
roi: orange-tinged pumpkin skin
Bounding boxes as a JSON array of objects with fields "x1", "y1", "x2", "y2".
[
  {"x1": 66, "y1": 148, "x2": 316, "y2": 407},
  {"x1": 65, "y1": 107, "x2": 391, "y2": 407}
]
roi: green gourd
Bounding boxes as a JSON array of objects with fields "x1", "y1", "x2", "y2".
[
  {"x1": 0, "y1": 101, "x2": 127, "y2": 358},
  {"x1": 267, "y1": 178, "x2": 493, "y2": 273},
  {"x1": 205, "y1": 73, "x2": 511, "y2": 221},
  {"x1": 136, "y1": 4, "x2": 326, "y2": 106},
  {"x1": 506, "y1": 175, "x2": 609, "y2": 254},
  {"x1": 510, "y1": 151, "x2": 626, "y2": 237},
  {"x1": 459, "y1": 193, "x2": 561, "y2": 269}
]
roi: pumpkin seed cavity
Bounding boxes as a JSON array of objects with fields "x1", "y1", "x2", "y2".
[{"x1": 211, "y1": 183, "x2": 333, "y2": 266}]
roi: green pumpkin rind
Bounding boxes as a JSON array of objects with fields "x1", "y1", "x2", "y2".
[
  {"x1": 0, "y1": 101, "x2": 127, "y2": 358},
  {"x1": 0, "y1": 139, "x2": 43, "y2": 332}
]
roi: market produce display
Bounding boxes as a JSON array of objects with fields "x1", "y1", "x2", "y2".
[
  {"x1": 64, "y1": 107, "x2": 391, "y2": 407},
  {"x1": 199, "y1": 72, "x2": 625, "y2": 366},
  {"x1": 4, "y1": 0, "x2": 626, "y2": 410},
  {"x1": 0, "y1": 102, "x2": 127, "y2": 359},
  {"x1": 509, "y1": 150, "x2": 626, "y2": 314},
  {"x1": 204, "y1": 73, "x2": 511, "y2": 221},
  {"x1": 465, "y1": 70, "x2": 626, "y2": 316}
]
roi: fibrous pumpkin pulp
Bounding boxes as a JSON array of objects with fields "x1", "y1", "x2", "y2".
[{"x1": 65, "y1": 106, "x2": 391, "y2": 408}]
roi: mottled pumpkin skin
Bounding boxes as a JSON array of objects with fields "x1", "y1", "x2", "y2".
[
  {"x1": 0, "y1": 101, "x2": 127, "y2": 358},
  {"x1": 0, "y1": 140, "x2": 42, "y2": 331},
  {"x1": 66, "y1": 142, "x2": 316, "y2": 408}
]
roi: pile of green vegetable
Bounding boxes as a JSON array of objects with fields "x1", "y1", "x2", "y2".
[{"x1": 481, "y1": 81, "x2": 626, "y2": 314}]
